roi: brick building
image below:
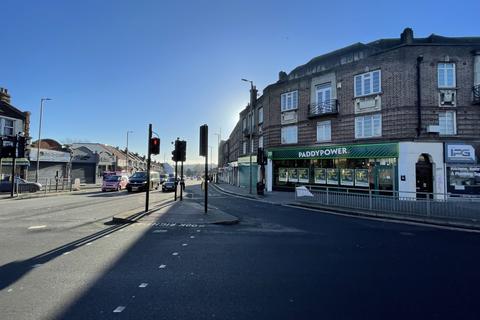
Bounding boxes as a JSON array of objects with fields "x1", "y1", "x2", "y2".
[{"x1": 220, "y1": 28, "x2": 480, "y2": 197}]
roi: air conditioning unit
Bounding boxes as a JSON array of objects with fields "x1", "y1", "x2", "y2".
[
  {"x1": 427, "y1": 125, "x2": 440, "y2": 133},
  {"x1": 439, "y1": 89, "x2": 456, "y2": 106}
]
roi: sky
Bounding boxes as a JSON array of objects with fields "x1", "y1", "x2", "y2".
[{"x1": 1, "y1": 0, "x2": 478, "y2": 164}]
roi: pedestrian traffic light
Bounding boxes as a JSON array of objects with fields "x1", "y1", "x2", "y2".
[
  {"x1": 199, "y1": 125, "x2": 208, "y2": 157},
  {"x1": 178, "y1": 140, "x2": 186, "y2": 162},
  {"x1": 149, "y1": 137, "x2": 160, "y2": 155},
  {"x1": 17, "y1": 136, "x2": 26, "y2": 158}
]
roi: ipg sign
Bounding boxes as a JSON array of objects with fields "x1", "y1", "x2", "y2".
[{"x1": 445, "y1": 144, "x2": 476, "y2": 163}]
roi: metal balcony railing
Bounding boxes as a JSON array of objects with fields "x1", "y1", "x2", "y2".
[
  {"x1": 473, "y1": 84, "x2": 480, "y2": 104},
  {"x1": 308, "y1": 99, "x2": 338, "y2": 117}
]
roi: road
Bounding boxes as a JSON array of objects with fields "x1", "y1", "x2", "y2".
[{"x1": 1, "y1": 182, "x2": 480, "y2": 319}]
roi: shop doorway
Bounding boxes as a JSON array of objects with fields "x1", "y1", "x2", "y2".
[
  {"x1": 374, "y1": 165, "x2": 395, "y2": 195},
  {"x1": 416, "y1": 154, "x2": 433, "y2": 198}
]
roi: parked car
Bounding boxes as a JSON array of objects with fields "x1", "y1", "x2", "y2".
[
  {"x1": 162, "y1": 177, "x2": 177, "y2": 192},
  {"x1": 126, "y1": 171, "x2": 160, "y2": 192},
  {"x1": 0, "y1": 176, "x2": 42, "y2": 193},
  {"x1": 102, "y1": 175, "x2": 129, "y2": 192}
]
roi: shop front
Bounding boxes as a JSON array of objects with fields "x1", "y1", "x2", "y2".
[
  {"x1": 269, "y1": 143, "x2": 398, "y2": 192},
  {"x1": 444, "y1": 142, "x2": 480, "y2": 196},
  {"x1": 237, "y1": 156, "x2": 258, "y2": 188}
]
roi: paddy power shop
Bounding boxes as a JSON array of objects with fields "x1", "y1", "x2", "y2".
[{"x1": 269, "y1": 143, "x2": 398, "y2": 192}]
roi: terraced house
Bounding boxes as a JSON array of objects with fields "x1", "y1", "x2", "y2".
[{"x1": 219, "y1": 28, "x2": 480, "y2": 198}]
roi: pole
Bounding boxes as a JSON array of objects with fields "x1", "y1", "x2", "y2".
[
  {"x1": 174, "y1": 159, "x2": 178, "y2": 201},
  {"x1": 10, "y1": 136, "x2": 17, "y2": 198},
  {"x1": 205, "y1": 146, "x2": 208, "y2": 213},
  {"x1": 126, "y1": 131, "x2": 130, "y2": 175},
  {"x1": 180, "y1": 161, "x2": 183, "y2": 201},
  {"x1": 35, "y1": 99, "x2": 45, "y2": 182},
  {"x1": 145, "y1": 124, "x2": 152, "y2": 212}
]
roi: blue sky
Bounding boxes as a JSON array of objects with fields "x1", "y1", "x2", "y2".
[{"x1": 1, "y1": 0, "x2": 478, "y2": 164}]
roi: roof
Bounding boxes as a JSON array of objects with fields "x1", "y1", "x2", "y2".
[
  {"x1": 71, "y1": 143, "x2": 113, "y2": 155},
  {"x1": 0, "y1": 100, "x2": 27, "y2": 120},
  {"x1": 103, "y1": 145, "x2": 126, "y2": 158}
]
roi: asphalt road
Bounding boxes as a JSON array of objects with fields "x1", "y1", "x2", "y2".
[{"x1": 1, "y1": 182, "x2": 480, "y2": 319}]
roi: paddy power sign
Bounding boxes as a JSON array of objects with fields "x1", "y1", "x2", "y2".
[{"x1": 270, "y1": 143, "x2": 398, "y2": 160}]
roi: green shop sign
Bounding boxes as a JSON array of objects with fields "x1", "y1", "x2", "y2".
[{"x1": 269, "y1": 143, "x2": 398, "y2": 160}]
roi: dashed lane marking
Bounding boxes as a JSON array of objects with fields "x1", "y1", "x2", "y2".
[
  {"x1": 139, "y1": 283, "x2": 148, "y2": 288},
  {"x1": 113, "y1": 306, "x2": 126, "y2": 313},
  {"x1": 182, "y1": 243, "x2": 188, "y2": 246},
  {"x1": 63, "y1": 252, "x2": 71, "y2": 255},
  {"x1": 153, "y1": 229, "x2": 168, "y2": 233},
  {"x1": 28, "y1": 225, "x2": 46, "y2": 230},
  {"x1": 172, "y1": 252, "x2": 179, "y2": 256},
  {"x1": 190, "y1": 236, "x2": 195, "y2": 239},
  {"x1": 159, "y1": 264, "x2": 166, "y2": 269}
]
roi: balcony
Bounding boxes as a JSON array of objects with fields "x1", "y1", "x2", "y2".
[
  {"x1": 243, "y1": 127, "x2": 254, "y2": 136},
  {"x1": 308, "y1": 99, "x2": 338, "y2": 118},
  {"x1": 473, "y1": 85, "x2": 480, "y2": 105}
]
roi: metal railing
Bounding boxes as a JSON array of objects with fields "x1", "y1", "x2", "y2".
[
  {"x1": 308, "y1": 99, "x2": 338, "y2": 117},
  {"x1": 39, "y1": 177, "x2": 72, "y2": 194},
  {"x1": 473, "y1": 84, "x2": 480, "y2": 104},
  {"x1": 295, "y1": 185, "x2": 480, "y2": 227}
]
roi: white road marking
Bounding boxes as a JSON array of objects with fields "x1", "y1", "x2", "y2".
[
  {"x1": 182, "y1": 243, "x2": 188, "y2": 246},
  {"x1": 190, "y1": 235, "x2": 195, "y2": 239},
  {"x1": 153, "y1": 229, "x2": 168, "y2": 233},
  {"x1": 104, "y1": 235, "x2": 110, "y2": 238},
  {"x1": 159, "y1": 264, "x2": 166, "y2": 269},
  {"x1": 139, "y1": 283, "x2": 148, "y2": 288},
  {"x1": 28, "y1": 225, "x2": 46, "y2": 230},
  {"x1": 63, "y1": 252, "x2": 71, "y2": 255},
  {"x1": 7, "y1": 289, "x2": 13, "y2": 293},
  {"x1": 32, "y1": 264, "x2": 42, "y2": 268},
  {"x1": 196, "y1": 230, "x2": 201, "y2": 233},
  {"x1": 86, "y1": 242, "x2": 93, "y2": 246},
  {"x1": 113, "y1": 306, "x2": 125, "y2": 313},
  {"x1": 172, "y1": 252, "x2": 179, "y2": 256}
]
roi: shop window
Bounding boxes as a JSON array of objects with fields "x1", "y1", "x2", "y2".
[
  {"x1": 316, "y1": 121, "x2": 331, "y2": 142},
  {"x1": 355, "y1": 114, "x2": 381, "y2": 138},
  {"x1": 258, "y1": 107, "x2": 264, "y2": 124},
  {"x1": 242, "y1": 141, "x2": 247, "y2": 154},
  {"x1": 281, "y1": 125, "x2": 298, "y2": 144}
]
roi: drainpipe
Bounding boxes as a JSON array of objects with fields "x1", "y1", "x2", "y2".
[{"x1": 416, "y1": 55, "x2": 423, "y2": 137}]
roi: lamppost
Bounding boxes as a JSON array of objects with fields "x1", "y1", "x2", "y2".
[
  {"x1": 35, "y1": 97, "x2": 51, "y2": 182},
  {"x1": 241, "y1": 78, "x2": 255, "y2": 194},
  {"x1": 126, "y1": 130, "x2": 133, "y2": 175}
]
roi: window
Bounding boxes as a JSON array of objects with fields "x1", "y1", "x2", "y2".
[
  {"x1": 2, "y1": 118, "x2": 14, "y2": 136},
  {"x1": 281, "y1": 126, "x2": 298, "y2": 144},
  {"x1": 438, "y1": 63, "x2": 456, "y2": 88},
  {"x1": 354, "y1": 70, "x2": 381, "y2": 97},
  {"x1": 316, "y1": 121, "x2": 331, "y2": 142},
  {"x1": 258, "y1": 107, "x2": 263, "y2": 124},
  {"x1": 439, "y1": 111, "x2": 456, "y2": 135},
  {"x1": 242, "y1": 118, "x2": 247, "y2": 130},
  {"x1": 316, "y1": 83, "x2": 332, "y2": 110},
  {"x1": 242, "y1": 141, "x2": 247, "y2": 154},
  {"x1": 355, "y1": 114, "x2": 382, "y2": 138},
  {"x1": 281, "y1": 90, "x2": 298, "y2": 112},
  {"x1": 258, "y1": 136, "x2": 264, "y2": 148}
]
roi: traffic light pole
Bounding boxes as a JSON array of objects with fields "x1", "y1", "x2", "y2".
[
  {"x1": 145, "y1": 124, "x2": 152, "y2": 212},
  {"x1": 10, "y1": 136, "x2": 17, "y2": 198},
  {"x1": 205, "y1": 147, "x2": 208, "y2": 213},
  {"x1": 180, "y1": 161, "x2": 183, "y2": 201},
  {"x1": 174, "y1": 160, "x2": 178, "y2": 201}
]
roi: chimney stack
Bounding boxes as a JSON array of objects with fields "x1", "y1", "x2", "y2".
[
  {"x1": 0, "y1": 87, "x2": 11, "y2": 104},
  {"x1": 24, "y1": 111, "x2": 31, "y2": 138},
  {"x1": 401, "y1": 27, "x2": 414, "y2": 44}
]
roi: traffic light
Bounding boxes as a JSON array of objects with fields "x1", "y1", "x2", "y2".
[
  {"x1": 1, "y1": 145, "x2": 15, "y2": 158},
  {"x1": 199, "y1": 125, "x2": 208, "y2": 156},
  {"x1": 17, "y1": 136, "x2": 26, "y2": 158},
  {"x1": 149, "y1": 137, "x2": 160, "y2": 155},
  {"x1": 172, "y1": 139, "x2": 180, "y2": 162},
  {"x1": 178, "y1": 140, "x2": 186, "y2": 162}
]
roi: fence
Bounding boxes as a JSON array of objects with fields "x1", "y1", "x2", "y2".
[
  {"x1": 39, "y1": 177, "x2": 73, "y2": 194},
  {"x1": 295, "y1": 185, "x2": 480, "y2": 227}
]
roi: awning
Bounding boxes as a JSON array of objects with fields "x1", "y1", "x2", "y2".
[{"x1": 0, "y1": 158, "x2": 30, "y2": 166}]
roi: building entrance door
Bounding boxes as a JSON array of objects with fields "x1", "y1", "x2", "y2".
[{"x1": 416, "y1": 154, "x2": 433, "y2": 198}]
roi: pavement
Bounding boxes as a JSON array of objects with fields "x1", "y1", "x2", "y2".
[{"x1": 2, "y1": 181, "x2": 480, "y2": 319}]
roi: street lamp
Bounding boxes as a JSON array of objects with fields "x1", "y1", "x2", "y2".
[
  {"x1": 35, "y1": 97, "x2": 52, "y2": 182},
  {"x1": 241, "y1": 78, "x2": 254, "y2": 194},
  {"x1": 126, "y1": 131, "x2": 133, "y2": 175}
]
